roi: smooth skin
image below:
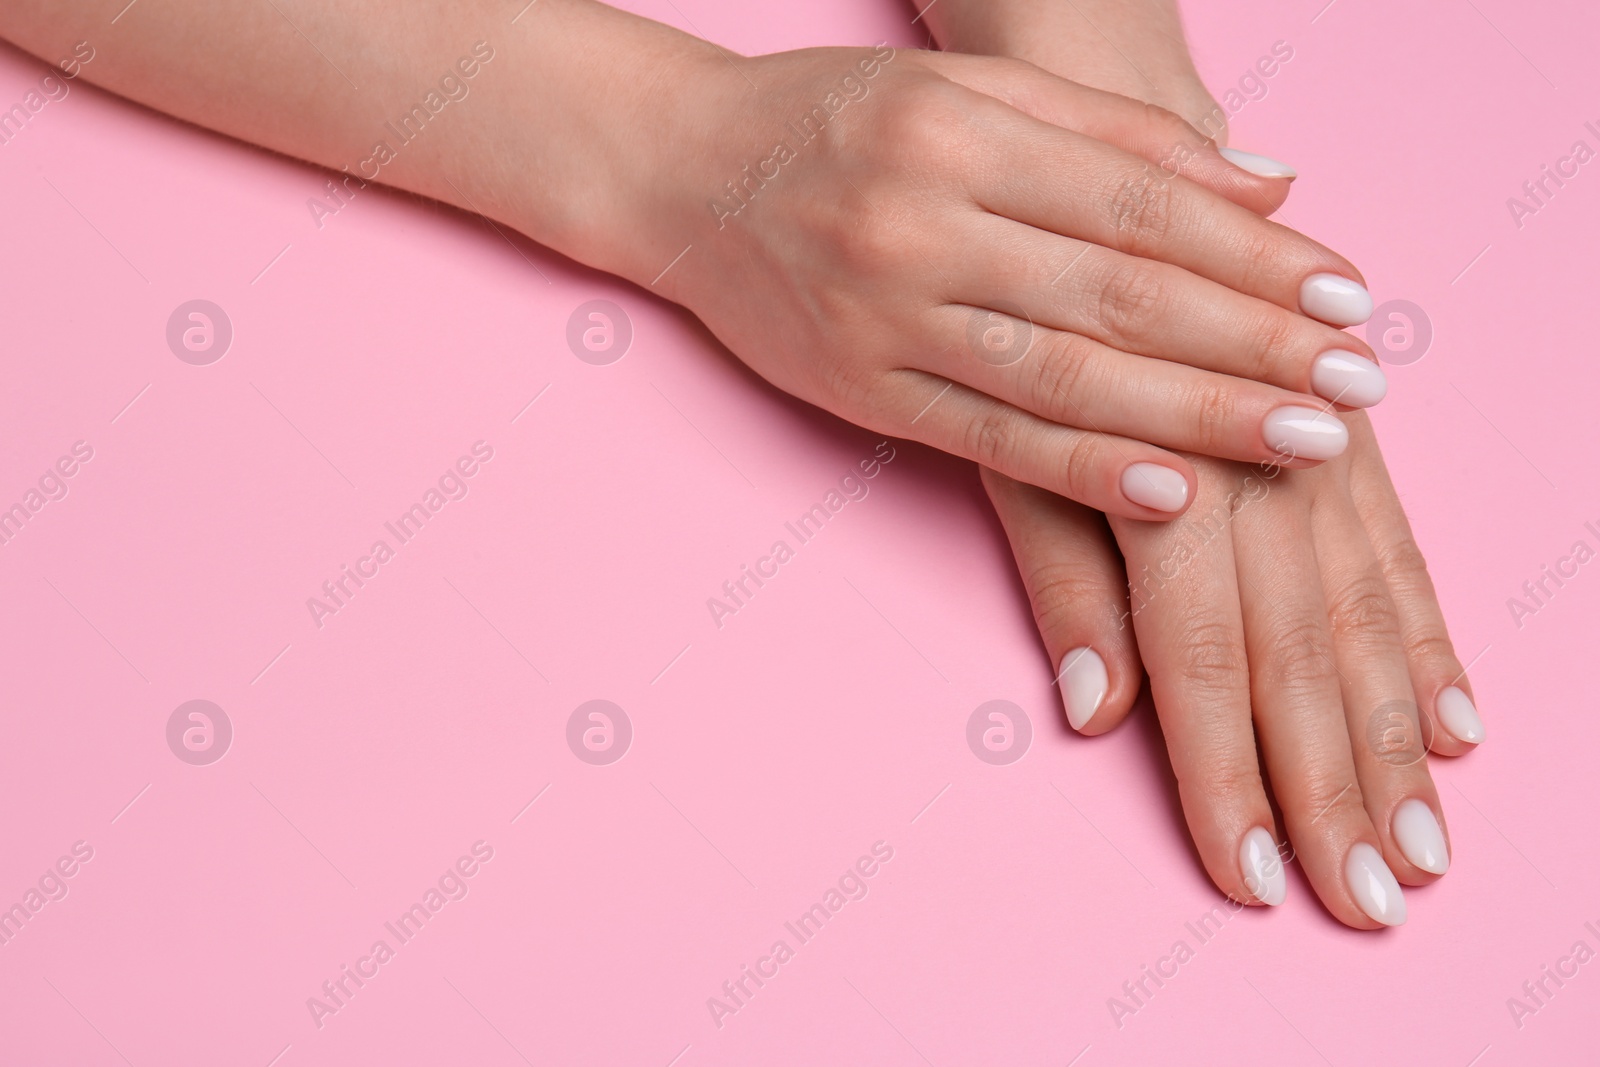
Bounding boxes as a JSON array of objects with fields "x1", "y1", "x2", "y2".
[
  {"x1": 946, "y1": 0, "x2": 1483, "y2": 927},
  {"x1": 0, "y1": 0, "x2": 1472, "y2": 927},
  {"x1": 0, "y1": 0, "x2": 1381, "y2": 519}
]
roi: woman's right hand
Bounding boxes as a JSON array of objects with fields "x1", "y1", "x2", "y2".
[
  {"x1": 983, "y1": 414, "x2": 1483, "y2": 928},
  {"x1": 610, "y1": 44, "x2": 1386, "y2": 518}
]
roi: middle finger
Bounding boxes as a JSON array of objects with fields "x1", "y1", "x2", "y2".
[{"x1": 1231, "y1": 472, "x2": 1407, "y2": 928}]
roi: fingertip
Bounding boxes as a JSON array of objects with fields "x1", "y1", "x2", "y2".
[
  {"x1": 1057, "y1": 646, "x2": 1109, "y2": 731},
  {"x1": 1299, "y1": 272, "x2": 1374, "y2": 327},
  {"x1": 1218, "y1": 147, "x2": 1297, "y2": 180},
  {"x1": 1119, "y1": 461, "x2": 1193, "y2": 518},
  {"x1": 1059, "y1": 650, "x2": 1141, "y2": 736},
  {"x1": 1181, "y1": 147, "x2": 1293, "y2": 216},
  {"x1": 1435, "y1": 685, "x2": 1485, "y2": 746},
  {"x1": 1238, "y1": 825, "x2": 1289, "y2": 905},
  {"x1": 1262, "y1": 406, "x2": 1350, "y2": 463}
]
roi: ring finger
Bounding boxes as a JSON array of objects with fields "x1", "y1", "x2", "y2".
[{"x1": 1315, "y1": 490, "x2": 1452, "y2": 885}]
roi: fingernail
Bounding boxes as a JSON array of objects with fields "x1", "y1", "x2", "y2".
[
  {"x1": 1262, "y1": 406, "x2": 1349, "y2": 461},
  {"x1": 1057, "y1": 647, "x2": 1108, "y2": 731},
  {"x1": 1345, "y1": 842, "x2": 1406, "y2": 926},
  {"x1": 1120, "y1": 462, "x2": 1189, "y2": 512},
  {"x1": 1310, "y1": 351, "x2": 1388, "y2": 408},
  {"x1": 1392, "y1": 798, "x2": 1450, "y2": 875},
  {"x1": 1239, "y1": 826, "x2": 1287, "y2": 905},
  {"x1": 1300, "y1": 273, "x2": 1373, "y2": 327},
  {"x1": 1436, "y1": 686, "x2": 1485, "y2": 744},
  {"x1": 1219, "y1": 147, "x2": 1297, "y2": 179}
]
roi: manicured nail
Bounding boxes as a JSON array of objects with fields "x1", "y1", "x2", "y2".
[
  {"x1": 1345, "y1": 842, "x2": 1406, "y2": 926},
  {"x1": 1057, "y1": 647, "x2": 1108, "y2": 731},
  {"x1": 1436, "y1": 686, "x2": 1485, "y2": 744},
  {"x1": 1219, "y1": 147, "x2": 1297, "y2": 179},
  {"x1": 1262, "y1": 406, "x2": 1349, "y2": 461},
  {"x1": 1120, "y1": 463, "x2": 1189, "y2": 513},
  {"x1": 1300, "y1": 273, "x2": 1373, "y2": 327},
  {"x1": 1310, "y1": 351, "x2": 1388, "y2": 408},
  {"x1": 1392, "y1": 798, "x2": 1450, "y2": 875},
  {"x1": 1239, "y1": 826, "x2": 1287, "y2": 905}
]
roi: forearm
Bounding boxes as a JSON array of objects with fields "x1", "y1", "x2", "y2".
[
  {"x1": 920, "y1": 0, "x2": 1225, "y2": 139},
  {"x1": 0, "y1": 0, "x2": 725, "y2": 285},
  {"x1": 923, "y1": 0, "x2": 1190, "y2": 78}
]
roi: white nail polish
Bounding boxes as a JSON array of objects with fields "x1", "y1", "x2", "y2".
[
  {"x1": 1057, "y1": 647, "x2": 1108, "y2": 731},
  {"x1": 1344, "y1": 842, "x2": 1406, "y2": 926},
  {"x1": 1436, "y1": 686, "x2": 1485, "y2": 744},
  {"x1": 1262, "y1": 406, "x2": 1349, "y2": 461},
  {"x1": 1310, "y1": 351, "x2": 1388, "y2": 408},
  {"x1": 1219, "y1": 147, "x2": 1297, "y2": 179},
  {"x1": 1300, "y1": 273, "x2": 1374, "y2": 327},
  {"x1": 1120, "y1": 463, "x2": 1189, "y2": 512},
  {"x1": 1239, "y1": 826, "x2": 1287, "y2": 905},
  {"x1": 1392, "y1": 798, "x2": 1450, "y2": 875}
]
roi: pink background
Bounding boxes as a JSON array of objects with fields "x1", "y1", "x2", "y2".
[{"x1": 2, "y1": 0, "x2": 1596, "y2": 1063}]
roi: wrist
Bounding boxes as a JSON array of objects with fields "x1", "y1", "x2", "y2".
[{"x1": 465, "y1": 0, "x2": 744, "y2": 290}]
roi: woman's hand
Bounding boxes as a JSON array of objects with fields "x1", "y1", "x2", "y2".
[
  {"x1": 955, "y1": 0, "x2": 1481, "y2": 927},
  {"x1": 0, "y1": 1, "x2": 1381, "y2": 517},
  {"x1": 621, "y1": 44, "x2": 1386, "y2": 519},
  {"x1": 985, "y1": 415, "x2": 1484, "y2": 927}
]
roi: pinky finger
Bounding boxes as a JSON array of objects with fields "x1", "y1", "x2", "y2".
[
  {"x1": 980, "y1": 467, "x2": 1142, "y2": 734},
  {"x1": 890, "y1": 370, "x2": 1197, "y2": 521},
  {"x1": 1348, "y1": 421, "x2": 1485, "y2": 756}
]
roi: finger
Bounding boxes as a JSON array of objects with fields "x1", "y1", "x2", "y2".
[
  {"x1": 1345, "y1": 416, "x2": 1485, "y2": 755},
  {"x1": 1230, "y1": 473, "x2": 1405, "y2": 928},
  {"x1": 927, "y1": 53, "x2": 1291, "y2": 217},
  {"x1": 980, "y1": 467, "x2": 1140, "y2": 734},
  {"x1": 1314, "y1": 493, "x2": 1452, "y2": 885},
  {"x1": 955, "y1": 93, "x2": 1373, "y2": 326},
  {"x1": 1108, "y1": 493, "x2": 1285, "y2": 907},
  {"x1": 930, "y1": 303, "x2": 1349, "y2": 468},
  {"x1": 883, "y1": 370, "x2": 1198, "y2": 518},
  {"x1": 952, "y1": 222, "x2": 1387, "y2": 411}
]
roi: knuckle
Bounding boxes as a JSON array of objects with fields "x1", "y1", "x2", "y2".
[
  {"x1": 1244, "y1": 308, "x2": 1301, "y2": 382},
  {"x1": 1257, "y1": 615, "x2": 1337, "y2": 694},
  {"x1": 1327, "y1": 572, "x2": 1402, "y2": 645},
  {"x1": 1026, "y1": 561, "x2": 1112, "y2": 639},
  {"x1": 963, "y1": 407, "x2": 1015, "y2": 468},
  {"x1": 1403, "y1": 629, "x2": 1459, "y2": 670},
  {"x1": 1376, "y1": 531, "x2": 1432, "y2": 584},
  {"x1": 1107, "y1": 165, "x2": 1174, "y2": 244},
  {"x1": 1143, "y1": 102, "x2": 1200, "y2": 153},
  {"x1": 1297, "y1": 773, "x2": 1365, "y2": 826},
  {"x1": 1183, "y1": 758, "x2": 1266, "y2": 810},
  {"x1": 815, "y1": 354, "x2": 881, "y2": 412},
  {"x1": 873, "y1": 83, "x2": 965, "y2": 163},
  {"x1": 1170, "y1": 617, "x2": 1249, "y2": 696},
  {"x1": 831, "y1": 208, "x2": 903, "y2": 273},
  {"x1": 1056, "y1": 432, "x2": 1102, "y2": 500},
  {"x1": 1032, "y1": 334, "x2": 1096, "y2": 417},
  {"x1": 1232, "y1": 227, "x2": 1291, "y2": 293},
  {"x1": 1375, "y1": 531, "x2": 1447, "y2": 608},
  {"x1": 1184, "y1": 380, "x2": 1239, "y2": 455},
  {"x1": 1096, "y1": 259, "x2": 1169, "y2": 344}
]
